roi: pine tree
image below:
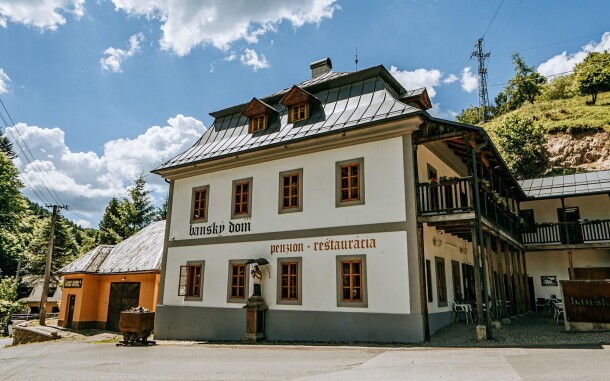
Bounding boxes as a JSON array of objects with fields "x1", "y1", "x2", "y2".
[
  {"x1": 0, "y1": 131, "x2": 16, "y2": 159},
  {"x1": 0, "y1": 152, "x2": 29, "y2": 276},
  {"x1": 95, "y1": 197, "x2": 124, "y2": 245},
  {"x1": 156, "y1": 194, "x2": 169, "y2": 221},
  {"x1": 24, "y1": 216, "x2": 79, "y2": 280},
  {"x1": 121, "y1": 173, "x2": 156, "y2": 237}
]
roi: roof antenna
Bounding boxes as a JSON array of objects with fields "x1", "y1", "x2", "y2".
[{"x1": 354, "y1": 44, "x2": 359, "y2": 71}]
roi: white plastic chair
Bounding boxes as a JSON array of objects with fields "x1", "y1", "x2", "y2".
[{"x1": 452, "y1": 301, "x2": 472, "y2": 324}]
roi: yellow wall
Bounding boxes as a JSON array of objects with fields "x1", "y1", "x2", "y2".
[{"x1": 59, "y1": 272, "x2": 160, "y2": 329}]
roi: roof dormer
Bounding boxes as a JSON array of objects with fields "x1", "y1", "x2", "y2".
[
  {"x1": 399, "y1": 88, "x2": 432, "y2": 110},
  {"x1": 242, "y1": 97, "x2": 277, "y2": 134},
  {"x1": 280, "y1": 85, "x2": 320, "y2": 123}
]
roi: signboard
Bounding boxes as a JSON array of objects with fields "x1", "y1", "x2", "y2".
[
  {"x1": 64, "y1": 278, "x2": 82, "y2": 288},
  {"x1": 561, "y1": 280, "x2": 610, "y2": 329}
]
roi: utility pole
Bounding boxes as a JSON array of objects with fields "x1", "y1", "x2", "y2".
[
  {"x1": 39, "y1": 205, "x2": 67, "y2": 326},
  {"x1": 471, "y1": 38, "x2": 491, "y2": 123}
]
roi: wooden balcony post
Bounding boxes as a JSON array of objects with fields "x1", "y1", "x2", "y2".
[
  {"x1": 496, "y1": 238, "x2": 507, "y2": 318},
  {"x1": 511, "y1": 246, "x2": 523, "y2": 314},
  {"x1": 521, "y1": 251, "x2": 532, "y2": 312},
  {"x1": 470, "y1": 226, "x2": 484, "y2": 324},
  {"x1": 504, "y1": 243, "x2": 515, "y2": 316},
  {"x1": 484, "y1": 233, "x2": 498, "y2": 320}
]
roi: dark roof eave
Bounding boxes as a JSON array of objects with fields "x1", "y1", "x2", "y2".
[
  {"x1": 524, "y1": 190, "x2": 610, "y2": 201},
  {"x1": 58, "y1": 269, "x2": 160, "y2": 276},
  {"x1": 153, "y1": 110, "x2": 424, "y2": 175}
]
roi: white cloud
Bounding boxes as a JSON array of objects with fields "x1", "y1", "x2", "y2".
[
  {"x1": 7, "y1": 115, "x2": 206, "y2": 223},
  {"x1": 538, "y1": 32, "x2": 610, "y2": 76},
  {"x1": 110, "y1": 0, "x2": 339, "y2": 56},
  {"x1": 240, "y1": 49, "x2": 269, "y2": 71},
  {"x1": 0, "y1": 0, "x2": 84, "y2": 31},
  {"x1": 100, "y1": 33, "x2": 145, "y2": 73},
  {"x1": 0, "y1": 68, "x2": 10, "y2": 94},
  {"x1": 460, "y1": 67, "x2": 478, "y2": 93},
  {"x1": 443, "y1": 74, "x2": 458, "y2": 84},
  {"x1": 224, "y1": 53, "x2": 237, "y2": 62},
  {"x1": 388, "y1": 66, "x2": 443, "y2": 98},
  {"x1": 428, "y1": 103, "x2": 458, "y2": 120}
]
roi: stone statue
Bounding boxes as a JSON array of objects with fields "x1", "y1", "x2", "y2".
[{"x1": 251, "y1": 265, "x2": 263, "y2": 297}]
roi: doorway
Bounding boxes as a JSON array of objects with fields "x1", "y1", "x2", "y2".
[
  {"x1": 66, "y1": 294, "x2": 76, "y2": 328},
  {"x1": 557, "y1": 207, "x2": 583, "y2": 244},
  {"x1": 106, "y1": 282, "x2": 140, "y2": 331},
  {"x1": 462, "y1": 264, "x2": 476, "y2": 301}
]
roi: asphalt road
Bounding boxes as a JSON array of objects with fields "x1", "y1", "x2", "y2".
[{"x1": 0, "y1": 341, "x2": 609, "y2": 380}]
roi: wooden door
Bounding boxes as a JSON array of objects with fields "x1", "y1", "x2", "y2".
[
  {"x1": 557, "y1": 207, "x2": 583, "y2": 244},
  {"x1": 66, "y1": 295, "x2": 76, "y2": 328},
  {"x1": 106, "y1": 282, "x2": 140, "y2": 331}
]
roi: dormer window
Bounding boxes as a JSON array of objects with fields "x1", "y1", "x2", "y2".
[
  {"x1": 250, "y1": 114, "x2": 267, "y2": 133},
  {"x1": 242, "y1": 97, "x2": 277, "y2": 134},
  {"x1": 280, "y1": 85, "x2": 319, "y2": 124},
  {"x1": 290, "y1": 102, "x2": 309, "y2": 123}
]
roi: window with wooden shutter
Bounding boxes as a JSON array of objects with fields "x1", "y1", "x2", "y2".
[
  {"x1": 336, "y1": 255, "x2": 367, "y2": 307},
  {"x1": 178, "y1": 262, "x2": 204, "y2": 300}
]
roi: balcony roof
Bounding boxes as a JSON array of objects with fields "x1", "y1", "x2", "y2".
[{"x1": 519, "y1": 170, "x2": 610, "y2": 199}]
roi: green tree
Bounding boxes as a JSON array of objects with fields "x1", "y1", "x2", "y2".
[
  {"x1": 0, "y1": 131, "x2": 16, "y2": 159},
  {"x1": 0, "y1": 153, "x2": 29, "y2": 276},
  {"x1": 494, "y1": 54, "x2": 546, "y2": 115},
  {"x1": 456, "y1": 106, "x2": 484, "y2": 125},
  {"x1": 538, "y1": 74, "x2": 576, "y2": 101},
  {"x1": 574, "y1": 51, "x2": 610, "y2": 105},
  {"x1": 156, "y1": 194, "x2": 169, "y2": 221},
  {"x1": 24, "y1": 217, "x2": 79, "y2": 280},
  {"x1": 491, "y1": 115, "x2": 548, "y2": 179},
  {"x1": 121, "y1": 173, "x2": 156, "y2": 237},
  {"x1": 95, "y1": 197, "x2": 124, "y2": 245},
  {"x1": 0, "y1": 276, "x2": 22, "y2": 326}
]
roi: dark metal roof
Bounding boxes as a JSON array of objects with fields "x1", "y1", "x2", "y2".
[
  {"x1": 519, "y1": 170, "x2": 610, "y2": 199},
  {"x1": 155, "y1": 71, "x2": 420, "y2": 172},
  {"x1": 59, "y1": 221, "x2": 165, "y2": 274}
]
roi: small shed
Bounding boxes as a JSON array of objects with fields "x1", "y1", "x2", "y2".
[
  {"x1": 57, "y1": 221, "x2": 165, "y2": 330},
  {"x1": 18, "y1": 275, "x2": 62, "y2": 314}
]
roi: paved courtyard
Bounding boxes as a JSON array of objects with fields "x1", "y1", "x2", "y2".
[{"x1": 0, "y1": 339, "x2": 609, "y2": 380}]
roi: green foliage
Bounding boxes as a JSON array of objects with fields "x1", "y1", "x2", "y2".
[
  {"x1": 484, "y1": 91, "x2": 610, "y2": 133},
  {"x1": 574, "y1": 51, "x2": 610, "y2": 105},
  {"x1": 545, "y1": 167, "x2": 587, "y2": 177},
  {"x1": 156, "y1": 194, "x2": 169, "y2": 221},
  {"x1": 456, "y1": 106, "x2": 483, "y2": 125},
  {"x1": 490, "y1": 115, "x2": 548, "y2": 179},
  {"x1": 0, "y1": 131, "x2": 15, "y2": 159},
  {"x1": 121, "y1": 173, "x2": 156, "y2": 237},
  {"x1": 0, "y1": 153, "x2": 29, "y2": 277},
  {"x1": 0, "y1": 277, "x2": 22, "y2": 326},
  {"x1": 494, "y1": 54, "x2": 546, "y2": 115},
  {"x1": 24, "y1": 217, "x2": 79, "y2": 280},
  {"x1": 95, "y1": 197, "x2": 124, "y2": 245},
  {"x1": 538, "y1": 74, "x2": 576, "y2": 101}
]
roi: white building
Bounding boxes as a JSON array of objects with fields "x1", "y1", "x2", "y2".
[{"x1": 152, "y1": 58, "x2": 610, "y2": 342}]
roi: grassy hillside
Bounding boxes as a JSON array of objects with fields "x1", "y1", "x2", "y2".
[{"x1": 484, "y1": 91, "x2": 610, "y2": 133}]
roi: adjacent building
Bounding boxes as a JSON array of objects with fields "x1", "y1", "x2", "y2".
[
  {"x1": 151, "y1": 58, "x2": 610, "y2": 342},
  {"x1": 57, "y1": 221, "x2": 164, "y2": 330}
]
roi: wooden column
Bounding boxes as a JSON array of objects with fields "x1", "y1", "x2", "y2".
[
  {"x1": 484, "y1": 233, "x2": 498, "y2": 320},
  {"x1": 510, "y1": 246, "x2": 523, "y2": 314},
  {"x1": 521, "y1": 251, "x2": 532, "y2": 312},
  {"x1": 504, "y1": 243, "x2": 515, "y2": 316},
  {"x1": 496, "y1": 239, "x2": 507, "y2": 318},
  {"x1": 516, "y1": 250, "x2": 527, "y2": 314},
  {"x1": 417, "y1": 224, "x2": 430, "y2": 341},
  {"x1": 567, "y1": 250, "x2": 575, "y2": 280},
  {"x1": 471, "y1": 226, "x2": 484, "y2": 323}
]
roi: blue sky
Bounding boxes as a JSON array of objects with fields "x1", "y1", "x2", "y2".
[{"x1": 1, "y1": 0, "x2": 609, "y2": 226}]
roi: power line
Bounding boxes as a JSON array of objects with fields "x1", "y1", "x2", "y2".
[
  {"x1": 491, "y1": 31, "x2": 608, "y2": 57},
  {"x1": 482, "y1": 0, "x2": 506, "y2": 38},
  {"x1": 0, "y1": 99, "x2": 64, "y2": 205},
  {"x1": 489, "y1": 0, "x2": 524, "y2": 52}
]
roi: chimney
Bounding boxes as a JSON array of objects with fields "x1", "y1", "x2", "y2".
[{"x1": 310, "y1": 58, "x2": 332, "y2": 79}]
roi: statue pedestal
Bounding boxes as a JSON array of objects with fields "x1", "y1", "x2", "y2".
[{"x1": 242, "y1": 296, "x2": 267, "y2": 343}]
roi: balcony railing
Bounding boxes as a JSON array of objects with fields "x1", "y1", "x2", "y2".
[
  {"x1": 523, "y1": 220, "x2": 610, "y2": 245},
  {"x1": 416, "y1": 177, "x2": 523, "y2": 241}
]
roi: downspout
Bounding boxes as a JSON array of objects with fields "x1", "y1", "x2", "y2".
[{"x1": 471, "y1": 135, "x2": 493, "y2": 339}]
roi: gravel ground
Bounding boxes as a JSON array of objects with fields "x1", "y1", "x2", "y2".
[{"x1": 423, "y1": 312, "x2": 610, "y2": 348}]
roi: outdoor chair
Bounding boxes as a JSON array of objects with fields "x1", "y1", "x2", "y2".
[
  {"x1": 452, "y1": 301, "x2": 472, "y2": 324},
  {"x1": 553, "y1": 302, "x2": 564, "y2": 324}
]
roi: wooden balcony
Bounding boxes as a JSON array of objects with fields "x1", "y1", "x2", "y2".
[
  {"x1": 523, "y1": 220, "x2": 610, "y2": 249},
  {"x1": 416, "y1": 177, "x2": 523, "y2": 243}
]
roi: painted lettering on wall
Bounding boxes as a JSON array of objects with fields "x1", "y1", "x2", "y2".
[
  {"x1": 269, "y1": 237, "x2": 377, "y2": 255},
  {"x1": 189, "y1": 221, "x2": 251, "y2": 237}
]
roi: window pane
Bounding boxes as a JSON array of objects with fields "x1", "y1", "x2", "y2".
[
  {"x1": 353, "y1": 288, "x2": 361, "y2": 300},
  {"x1": 351, "y1": 189, "x2": 359, "y2": 199},
  {"x1": 353, "y1": 275, "x2": 360, "y2": 287},
  {"x1": 352, "y1": 262, "x2": 360, "y2": 274},
  {"x1": 282, "y1": 288, "x2": 288, "y2": 298},
  {"x1": 351, "y1": 166, "x2": 359, "y2": 176},
  {"x1": 341, "y1": 190, "x2": 348, "y2": 200},
  {"x1": 283, "y1": 187, "x2": 290, "y2": 197},
  {"x1": 343, "y1": 288, "x2": 350, "y2": 300},
  {"x1": 341, "y1": 179, "x2": 348, "y2": 188},
  {"x1": 341, "y1": 167, "x2": 348, "y2": 177},
  {"x1": 351, "y1": 177, "x2": 359, "y2": 187},
  {"x1": 342, "y1": 275, "x2": 350, "y2": 286},
  {"x1": 284, "y1": 176, "x2": 290, "y2": 186},
  {"x1": 342, "y1": 263, "x2": 350, "y2": 274}
]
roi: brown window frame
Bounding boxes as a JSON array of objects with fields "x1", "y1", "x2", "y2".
[
  {"x1": 278, "y1": 168, "x2": 303, "y2": 214},
  {"x1": 249, "y1": 114, "x2": 267, "y2": 133},
  {"x1": 289, "y1": 102, "x2": 309, "y2": 123},
  {"x1": 227, "y1": 260, "x2": 249, "y2": 303},
  {"x1": 435, "y1": 257, "x2": 448, "y2": 307},
  {"x1": 178, "y1": 261, "x2": 204, "y2": 301},
  {"x1": 336, "y1": 255, "x2": 367, "y2": 308},
  {"x1": 426, "y1": 259, "x2": 433, "y2": 302},
  {"x1": 335, "y1": 158, "x2": 365, "y2": 207},
  {"x1": 190, "y1": 185, "x2": 210, "y2": 224},
  {"x1": 276, "y1": 257, "x2": 302, "y2": 305},
  {"x1": 231, "y1": 177, "x2": 253, "y2": 219}
]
